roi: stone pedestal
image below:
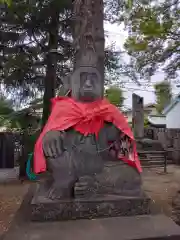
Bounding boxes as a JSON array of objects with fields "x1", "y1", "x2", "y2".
[
  {"x1": 3, "y1": 185, "x2": 180, "y2": 240},
  {"x1": 31, "y1": 184, "x2": 151, "y2": 221}
]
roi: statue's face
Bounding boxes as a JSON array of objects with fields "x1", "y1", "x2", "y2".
[
  {"x1": 79, "y1": 72, "x2": 98, "y2": 101},
  {"x1": 71, "y1": 67, "x2": 102, "y2": 102}
]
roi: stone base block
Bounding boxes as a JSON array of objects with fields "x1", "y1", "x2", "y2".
[
  {"x1": 4, "y1": 215, "x2": 180, "y2": 240},
  {"x1": 31, "y1": 184, "x2": 151, "y2": 221},
  {"x1": 3, "y1": 186, "x2": 180, "y2": 240}
]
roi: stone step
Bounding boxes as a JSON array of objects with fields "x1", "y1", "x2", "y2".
[
  {"x1": 140, "y1": 156, "x2": 165, "y2": 158},
  {"x1": 140, "y1": 159, "x2": 165, "y2": 162},
  {"x1": 138, "y1": 149, "x2": 170, "y2": 168},
  {"x1": 138, "y1": 153, "x2": 165, "y2": 157},
  {"x1": 143, "y1": 165, "x2": 165, "y2": 168},
  {"x1": 142, "y1": 164, "x2": 165, "y2": 168},
  {"x1": 140, "y1": 157, "x2": 171, "y2": 168},
  {"x1": 3, "y1": 215, "x2": 180, "y2": 240},
  {"x1": 138, "y1": 150, "x2": 166, "y2": 154},
  {"x1": 138, "y1": 153, "x2": 165, "y2": 158},
  {"x1": 140, "y1": 159, "x2": 171, "y2": 163},
  {"x1": 141, "y1": 160, "x2": 164, "y2": 165},
  {"x1": 138, "y1": 155, "x2": 165, "y2": 158},
  {"x1": 140, "y1": 158, "x2": 165, "y2": 162},
  {"x1": 139, "y1": 157, "x2": 167, "y2": 161}
]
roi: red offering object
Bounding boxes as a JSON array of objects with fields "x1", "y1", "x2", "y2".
[{"x1": 34, "y1": 97, "x2": 142, "y2": 174}]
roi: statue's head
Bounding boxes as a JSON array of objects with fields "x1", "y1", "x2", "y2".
[{"x1": 63, "y1": 67, "x2": 103, "y2": 102}]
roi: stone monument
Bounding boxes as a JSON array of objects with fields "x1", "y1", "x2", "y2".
[
  {"x1": 132, "y1": 93, "x2": 144, "y2": 139},
  {"x1": 132, "y1": 94, "x2": 166, "y2": 167}
]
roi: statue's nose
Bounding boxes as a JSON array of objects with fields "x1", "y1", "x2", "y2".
[{"x1": 84, "y1": 79, "x2": 92, "y2": 88}]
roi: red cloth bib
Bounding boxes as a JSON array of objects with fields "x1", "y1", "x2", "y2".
[{"x1": 34, "y1": 97, "x2": 142, "y2": 173}]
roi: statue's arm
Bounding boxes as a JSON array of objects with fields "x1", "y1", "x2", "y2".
[{"x1": 42, "y1": 131, "x2": 65, "y2": 158}]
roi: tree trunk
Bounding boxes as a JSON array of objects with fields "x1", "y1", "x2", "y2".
[
  {"x1": 73, "y1": 0, "x2": 105, "y2": 95},
  {"x1": 41, "y1": 11, "x2": 59, "y2": 127}
]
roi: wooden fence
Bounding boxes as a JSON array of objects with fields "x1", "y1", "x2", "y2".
[
  {"x1": 144, "y1": 128, "x2": 180, "y2": 164},
  {"x1": 0, "y1": 132, "x2": 27, "y2": 169},
  {"x1": 0, "y1": 132, "x2": 14, "y2": 168},
  {"x1": 0, "y1": 130, "x2": 38, "y2": 179}
]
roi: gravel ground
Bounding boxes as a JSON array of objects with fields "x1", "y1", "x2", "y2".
[
  {"x1": 0, "y1": 164, "x2": 180, "y2": 235},
  {"x1": 0, "y1": 181, "x2": 29, "y2": 234},
  {"x1": 142, "y1": 165, "x2": 180, "y2": 220}
]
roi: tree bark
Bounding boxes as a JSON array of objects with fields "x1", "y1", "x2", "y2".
[
  {"x1": 73, "y1": 0, "x2": 105, "y2": 95},
  {"x1": 41, "y1": 11, "x2": 59, "y2": 127}
]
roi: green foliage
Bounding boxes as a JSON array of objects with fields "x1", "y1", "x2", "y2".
[
  {"x1": 144, "y1": 117, "x2": 149, "y2": 128},
  {"x1": 105, "y1": 86, "x2": 124, "y2": 107},
  {"x1": 127, "y1": 0, "x2": 133, "y2": 9},
  {"x1": 0, "y1": 96, "x2": 19, "y2": 128},
  {"x1": 154, "y1": 81, "x2": 172, "y2": 114},
  {"x1": 0, "y1": 96, "x2": 40, "y2": 130},
  {"x1": 0, "y1": 0, "x2": 126, "y2": 109},
  {"x1": 0, "y1": 0, "x2": 11, "y2": 6},
  {"x1": 0, "y1": 96, "x2": 16, "y2": 128},
  {"x1": 123, "y1": 0, "x2": 180, "y2": 79},
  {"x1": 0, "y1": 0, "x2": 140, "y2": 128},
  {"x1": 0, "y1": 0, "x2": 73, "y2": 107}
]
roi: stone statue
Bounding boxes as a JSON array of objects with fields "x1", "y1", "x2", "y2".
[
  {"x1": 31, "y1": 0, "x2": 148, "y2": 223},
  {"x1": 34, "y1": 66, "x2": 142, "y2": 200}
]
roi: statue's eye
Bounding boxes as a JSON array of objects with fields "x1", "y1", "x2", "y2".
[
  {"x1": 80, "y1": 72, "x2": 88, "y2": 86},
  {"x1": 91, "y1": 73, "x2": 97, "y2": 81}
]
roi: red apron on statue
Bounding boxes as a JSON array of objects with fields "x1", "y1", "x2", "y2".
[{"x1": 34, "y1": 97, "x2": 142, "y2": 174}]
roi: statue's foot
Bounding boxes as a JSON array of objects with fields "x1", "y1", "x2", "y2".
[
  {"x1": 46, "y1": 182, "x2": 74, "y2": 200},
  {"x1": 47, "y1": 187, "x2": 59, "y2": 200},
  {"x1": 74, "y1": 176, "x2": 98, "y2": 198}
]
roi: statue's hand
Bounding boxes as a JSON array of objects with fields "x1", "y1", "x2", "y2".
[{"x1": 42, "y1": 131, "x2": 65, "y2": 158}]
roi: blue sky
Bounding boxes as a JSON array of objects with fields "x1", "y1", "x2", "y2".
[{"x1": 105, "y1": 22, "x2": 180, "y2": 108}]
